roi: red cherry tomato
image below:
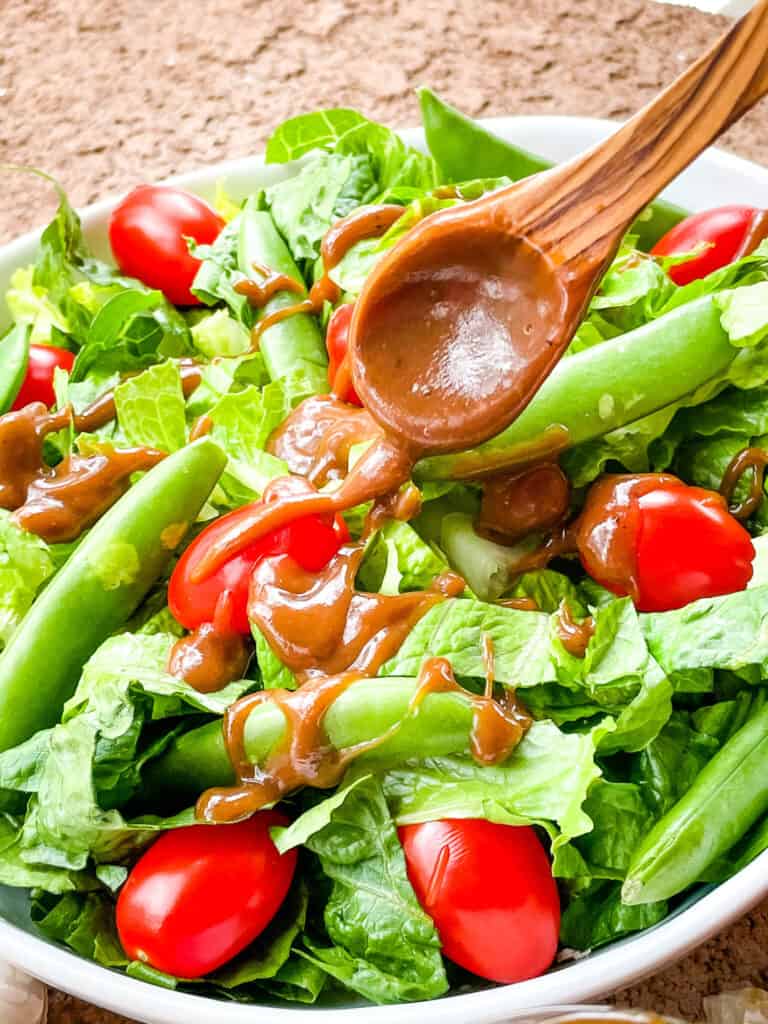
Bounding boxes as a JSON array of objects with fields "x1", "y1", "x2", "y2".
[
  {"x1": 12, "y1": 344, "x2": 74, "y2": 411},
  {"x1": 326, "y1": 303, "x2": 362, "y2": 406},
  {"x1": 577, "y1": 474, "x2": 754, "y2": 613},
  {"x1": 169, "y1": 499, "x2": 347, "y2": 634},
  {"x1": 651, "y1": 205, "x2": 764, "y2": 286},
  {"x1": 116, "y1": 813, "x2": 295, "y2": 978},
  {"x1": 399, "y1": 820, "x2": 560, "y2": 984},
  {"x1": 109, "y1": 185, "x2": 225, "y2": 306}
]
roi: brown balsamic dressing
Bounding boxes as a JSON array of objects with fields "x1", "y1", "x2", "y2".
[
  {"x1": 720, "y1": 446, "x2": 768, "y2": 519},
  {"x1": 0, "y1": 361, "x2": 204, "y2": 543},
  {"x1": 477, "y1": 462, "x2": 570, "y2": 543},
  {"x1": 555, "y1": 601, "x2": 595, "y2": 659},
  {"x1": 574, "y1": 474, "x2": 680, "y2": 604},
  {"x1": 247, "y1": 544, "x2": 454, "y2": 684},
  {"x1": 268, "y1": 394, "x2": 379, "y2": 485},
  {"x1": 740, "y1": 209, "x2": 768, "y2": 260},
  {"x1": 197, "y1": 655, "x2": 530, "y2": 824},
  {"x1": 167, "y1": 624, "x2": 251, "y2": 694},
  {"x1": 16, "y1": 445, "x2": 165, "y2": 543}
]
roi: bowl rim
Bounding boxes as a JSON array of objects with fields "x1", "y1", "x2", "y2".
[{"x1": 2, "y1": 113, "x2": 768, "y2": 1024}]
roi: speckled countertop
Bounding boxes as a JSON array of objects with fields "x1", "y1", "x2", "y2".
[{"x1": 1, "y1": 1, "x2": 767, "y2": 1021}]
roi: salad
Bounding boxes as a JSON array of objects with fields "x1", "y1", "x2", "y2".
[{"x1": 0, "y1": 88, "x2": 767, "y2": 1008}]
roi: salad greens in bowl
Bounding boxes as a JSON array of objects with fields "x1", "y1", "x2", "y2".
[{"x1": 1, "y1": 90, "x2": 768, "y2": 1023}]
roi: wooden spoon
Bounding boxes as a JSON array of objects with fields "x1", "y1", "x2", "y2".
[{"x1": 349, "y1": 0, "x2": 768, "y2": 456}]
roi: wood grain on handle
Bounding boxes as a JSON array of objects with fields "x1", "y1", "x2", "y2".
[
  {"x1": 731, "y1": 48, "x2": 768, "y2": 123},
  {"x1": 501, "y1": 0, "x2": 768, "y2": 265}
]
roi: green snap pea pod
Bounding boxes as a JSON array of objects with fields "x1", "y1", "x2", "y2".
[
  {"x1": 418, "y1": 87, "x2": 687, "y2": 251},
  {"x1": 415, "y1": 296, "x2": 734, "y2": 482},
  {"x1": 0, "y1": 437, "x2": 226, "y2": 753},
  {"x1": 237, "y1": 202, "x2": 328, "y2": 393},
  {"x1": 622, "y1": 702, "x2": 768, "y2": 905},
  {"x1": 0, "y1": 324, "x2": 30, "y2": 413},
  {"x1": 143, "y1": 676, "x2": 481, "y2": 805}
]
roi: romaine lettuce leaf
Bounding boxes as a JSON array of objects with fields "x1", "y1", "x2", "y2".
[
  {"x1": 0, "y1": 511, "x2": 55, "y2": 649},
  {"x1": 641, "y1": 585, "x2": 768, "y2": 680},
  {"x1": 295, "y1": 776, "x2": 448, "y2": 1004},
  {"x1": 190, "y1": 215, "x2": 251, "y2": 323},
  {"x1": 252, "y1": 626, "x2": 296, "y2": 691},
  {"x1": 189, "y1": 308, "x2": 251, "y2": 358},
  {"x1": 560, "y1": 880, "x2": 667, "y2": 950},
  {"x1": 357, "y1": 520, "x2": 449, "y2": 594},
  {"x1": 265, "y1": 109, "x2": 369, "y2": 163},
  {"x1": 206, "y1": 382, "x2": 291, "y2": 504},
  {"x1": 265, "y1": 152, "x2": 378, "y2": 262},
  {"x1": 265, "y1": 108, "x2": 438, "y2": 196},
  {"x1": 377, "y1": 718, "x2": 611, "y2": 847},
  {"x1": 5, "y1": 265, "x2": 70, "y2": 345},
  {"x1": 114, "y1": 361, "x2": 187, "y2": 452},
  {"x1": 379, "y1": 597, "x2": 554, "y2": 687},
  {"x1": 70, "y1": 288, "x2": 192, "y2": 382},
  {"x1": 0, "y1": 631, "x2": 251, "y2": 876}
]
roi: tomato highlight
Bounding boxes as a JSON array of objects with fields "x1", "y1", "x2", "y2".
[
  {"x1": 12, "y1": 344, "x2": 74, "y2": 411},
  {"x1": 399, "y1": 819, "x2": 560, "y2": 984},
  {"x1": 116, "y1": 813, "x2": 295, "y2": 978},
  {"x1": 109, "y1": 185, "x2": 225, "y2": 306},
  {"x1": 651, "y1": 205, "x2": 765, "y2": 286}
]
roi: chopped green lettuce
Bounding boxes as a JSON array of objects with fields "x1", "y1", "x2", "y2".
[
  {"x1": 0, "y1": 511, "x2": 56, "y2": 649},
  {"x1": 265, "y1": 152, "x2": 378, "y2": 262},
  {"x1": 357, "y1": 520, "x2": 449, "y2": 594},
  {"x1": 206, "y1": 382, "x2": 292, "y2": 504},
  {"x1": 0, "y1": 632, "x2": 251, "y2": 881},
  {"x1": 114, "y1": 361, "x2": 187, "y2": 452},
  {"x1": 377, "y1": 718, "x2": 611, "y2": 847},
  {"x1": 292, "y1": 776, "x2": 448, "y2": 1004},
  {"x1": 5, "y1": 265, "x2": 70, "y2": 345},
  {"x1": 190, "y1": 308, "x2": 251, "y2": 358},
  {"x1": 190, "y1": 215, "x2": 251, "y2": 323}
]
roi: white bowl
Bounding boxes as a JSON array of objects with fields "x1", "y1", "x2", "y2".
[{"x1": 1, "y1": 115, "x2": 767, "y2": 1024}]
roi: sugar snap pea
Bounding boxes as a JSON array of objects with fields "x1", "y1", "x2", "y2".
[
  {"x1": 0, "y1": 324, "x2": 30, "y2": 414},
  {"x1": 418, "y1": 87, "x2": 687, "y2": 250},
  {"x1": 622, "y1": 702, "x2": 768, "y2": 905},
  {"x1": 0, "y1": 436, "x2": 226, "y2": 753},
  {"x1": 415, "y1": 295, "x2": 735, "y2": 481},
  {"x1": 237, "y1": 202, "x2": 328, "y2": 393},
  {"x1": 142, "y1": 676, "x2": 482, "y2": 805}
]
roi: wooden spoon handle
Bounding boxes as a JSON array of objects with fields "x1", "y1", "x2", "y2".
[
  {"x1": 510, "y1": 0, "x2": 768, "y2": 266},
  {"x1": 731, "y1": 47, "x2": 768, "y2": 124}
]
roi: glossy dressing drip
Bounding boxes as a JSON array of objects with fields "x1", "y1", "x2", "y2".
[
  {"x1": 721, "y1": 446, "x2": 768, "y2": 519},
  {"x1": 555, "y1": 601, "x2": 595, "y2": 658},
  {"x1": 197, "y1": 655, "x2": 530, "y2": 824},
  {"x1": 167, "y1": 625, "x2": 251, "y2": 694},
  {"x1": 267, "y1": 394, "x2": 379, "y2": 484},
  {"x1": 247, "y1": 544, "x2": 462, "y2": 684},
  {"x1": 0, "y1": 362, "x2": 203, "y2": 542},
  {"x1": 477, "y1": 462, "x2": 570, "y2": 542}
]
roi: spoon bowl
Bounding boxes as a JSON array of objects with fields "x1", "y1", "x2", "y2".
[{"x1": 350, "y1": 202, "x2": 570, "y2": 452}]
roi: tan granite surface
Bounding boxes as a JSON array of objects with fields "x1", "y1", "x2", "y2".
[{"x1": 1, "y1": 0, "x2": 767, "y2": 1020}]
